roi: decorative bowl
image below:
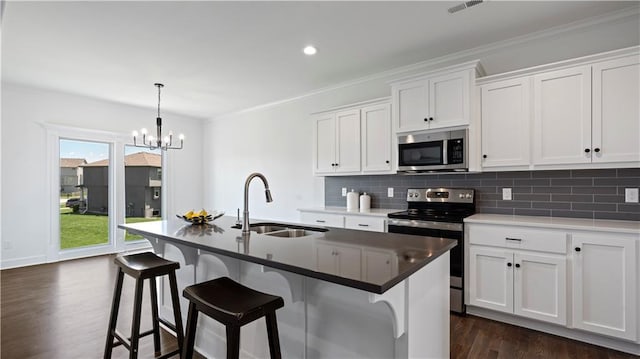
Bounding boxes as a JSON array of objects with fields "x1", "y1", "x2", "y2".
[{"x1": 176, "y1": 211, "x2": 224, "y2": 225}]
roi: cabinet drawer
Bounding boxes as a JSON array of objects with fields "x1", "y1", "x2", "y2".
[
  {"x1": 345, "y1": 216, "x2": 386, "y2": 232},
  {"x1": 300, "y1": 212, "x2": 344, "y2": 228},
  {"x1": 467, "y1": 224, "x2": 567, "y2": 254}
]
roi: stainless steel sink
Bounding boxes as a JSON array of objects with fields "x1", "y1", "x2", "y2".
[
  {"x1": 250, "y1": 225, "x2": 288, "y2": 234},
  {"x1": 231, "y1": 222, "x2": 327, "y2": 236},
  {"x1": 264, "y1": 229, "x2": 312, "y2": 238}
]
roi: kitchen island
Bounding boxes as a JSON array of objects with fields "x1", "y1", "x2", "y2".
[{"x1": 120, "y1": 216, "x2": 455, "y2": 358}]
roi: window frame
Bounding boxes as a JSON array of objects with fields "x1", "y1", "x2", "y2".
[{"x1": 45, "y1": 124, "x2": 157, "y2": 262}]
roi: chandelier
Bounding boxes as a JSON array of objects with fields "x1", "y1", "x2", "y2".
[{"x1": 132, "y1": 83, "x2": 184, "y2": 150}]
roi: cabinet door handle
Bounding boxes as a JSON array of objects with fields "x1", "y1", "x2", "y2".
[
  {"x1": 429, "y1": 117, "x2": 434, "y2": 121},
  {"x1": 358, "y1": 224, "x2": 369, "y2": 227},
  {"x1": 507, "y1": 262, "x2": 512, "y2": 267},
  {"x1": 483, "y1": 154, "x2": 487, "y2": 159},
  {"x1": 575, "y1": 247, "x2": 581, "y2": 252},
  {"x1": 424, "y1": 118, "x2": 429, "y2": 122},
  {"x1": 584, "y1": 148, "x2": 591, "y2": 153},
  {"x1": 316, "y1": 220, "x2": 326, "y2": 223},
  {"x1": 515, "y1": 263, "x2": 521, "y2": 268},
  {"x1": 594, "y1": 148, "x2": 601, "y2": 153},
  {"x1": 505, "y1": 237, "x2": 522, "y2": 242},
  {"x1": 385, "y1": 160, "x2": 390, "y2": 164}
]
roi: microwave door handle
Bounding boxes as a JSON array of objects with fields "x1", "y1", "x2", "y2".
[{"x1": 442, "y1": 139, "x2": 448, "y2": 165}]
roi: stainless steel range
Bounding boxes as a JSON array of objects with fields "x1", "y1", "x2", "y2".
[{"x1": 387, "y1": 188, "x2": 475, "y2": 314}]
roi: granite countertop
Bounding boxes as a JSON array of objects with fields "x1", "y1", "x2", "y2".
[
  {"x1": 298, "y1": 207, "x2": 400, "y2": 217},
  {"x1": 119, "y1": 216, "x2": 455, "y2": 294},
  {"x1": 465, "y1": 214, "x2": 640, "y2": 235}
]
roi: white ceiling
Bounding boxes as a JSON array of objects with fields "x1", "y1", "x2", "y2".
[{"x1": 2, "y1": 1, "x2": 638, "y2": 119}]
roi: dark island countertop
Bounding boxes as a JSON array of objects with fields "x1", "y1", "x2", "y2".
[{"x1": 119, "y1": 216, "x2": 456, "y2": 294}]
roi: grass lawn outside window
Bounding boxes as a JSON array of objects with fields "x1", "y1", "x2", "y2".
[{"x1": 59, "y1": 213, "x2": 159, "y2": 249}]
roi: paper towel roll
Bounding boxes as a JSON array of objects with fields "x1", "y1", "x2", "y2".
[
  {"x1": 347, "y1": 189, "x2": 359, "y2": 211},
  {"x1": 359, "y1": 193, "x2": 371, "y2": 212}
]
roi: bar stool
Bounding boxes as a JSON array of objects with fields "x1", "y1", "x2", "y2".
[
  {"x1": 181, "y1": 277, "x2": 285, "y2": 359},
  {"x1": 104, "y1": 252, "x2": 185, "y2": 359}
]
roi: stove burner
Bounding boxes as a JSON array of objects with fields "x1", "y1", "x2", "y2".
[{"x1": 388, "y1": 188, "x2": 476, "y2": 223}]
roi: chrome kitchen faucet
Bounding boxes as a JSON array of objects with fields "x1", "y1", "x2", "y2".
[{"x1": 242, "y1": 172, "x2": 273, "y2": 235}]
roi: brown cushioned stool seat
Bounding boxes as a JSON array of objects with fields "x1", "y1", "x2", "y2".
[
  {"x1": 104, "y1": 252, "x2": 184, "y2": 359},
  {"x1": 182, "y1": 277, "x2": 285, "y2": 359}
]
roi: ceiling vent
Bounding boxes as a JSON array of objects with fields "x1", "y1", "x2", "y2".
[{"x1": 448, "y1": 0, "x2": 484, "y2": 14}]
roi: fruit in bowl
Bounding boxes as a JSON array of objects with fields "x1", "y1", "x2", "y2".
[{"x1": 177, "y1": 209, "x2": 224, "y2": 225}]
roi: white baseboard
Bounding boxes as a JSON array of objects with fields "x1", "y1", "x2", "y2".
[
  {"x1": 467, "y1": 306, "x2": 640, "y2": 356},
  {"x1": 0, "y1": 254, "x2": 47, "y2": 269}
]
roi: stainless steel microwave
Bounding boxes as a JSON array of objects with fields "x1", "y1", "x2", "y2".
[{"x1": 397, "y1": 129, "x2": 468, "y2": 173}]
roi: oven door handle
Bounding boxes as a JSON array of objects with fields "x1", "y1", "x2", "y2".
[{"x1": 387, "y1": 218, "x2": 463, "y2": 232}]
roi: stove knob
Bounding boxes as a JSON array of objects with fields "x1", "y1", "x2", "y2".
[
  {"x1": 459, "y1": 194, "x2": 465, "y2": 199},
  {"x1": 465, "y1": 193, "x2": 473, "y2": 199}
]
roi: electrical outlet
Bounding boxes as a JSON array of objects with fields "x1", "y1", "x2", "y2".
[
  {"x1": 341, "y1": 187, "x2": 347, "y2": 197},
  {"x1": 502, "y1": 188, "x2": 512, "y2": 201},
  {"x1": 387, "y1": 187, "x2": 394, "y2": 198},
  {"x1": 625, "y1": 188, "x2": 639, "y2": 203}
]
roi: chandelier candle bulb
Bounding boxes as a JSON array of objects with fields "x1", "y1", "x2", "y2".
[{"x1": 131, "y1": 83, "x2": 184, "y2": 151}]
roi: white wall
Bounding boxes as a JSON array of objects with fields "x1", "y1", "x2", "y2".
[
  {"x1": 0, "y1": 83, "x2": 204, "y2": 268},
  {"x1": 203, "y1": 13, "x2": 639, "y2": 222}
]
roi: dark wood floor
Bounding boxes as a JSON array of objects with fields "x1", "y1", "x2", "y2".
[{"x1": 1, "y1": 254, "x2": 635, "y2": 358}]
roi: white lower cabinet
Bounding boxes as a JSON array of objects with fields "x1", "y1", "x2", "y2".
[
  {"x1": 469, "y1": 246, "x2": 566, "y2": 325},
  {"x1": 300, "y1": 212, "x2": 345, "y2": 228},
  {"x1": 316, "y1": 242, "x2": 362, "y2": 280},
  {"x1": 571, "y1": 232, "x2": 637, "y2": 341},
  {"x1": 300, "y1": 210, "x2": 386, "y2": 233},
  {"x1": 467, "y1": 218, "x2": 640, "y2": 348},
  {"x1": 468, "y1": 247, "x2": 513, "y2": 313},
  {"x1": 363, "y1": 249, "x2": 396, "y2": 283},
  {"x1": 344, "y1": 215, "x2": 386, "y2": 232}
]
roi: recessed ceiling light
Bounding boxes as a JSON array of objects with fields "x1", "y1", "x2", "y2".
[{"x1": 303, "y1": 45, "x2": 317, "y2": 56}]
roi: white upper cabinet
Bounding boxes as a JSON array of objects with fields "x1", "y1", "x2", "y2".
[
  {"x1": 313, "y1": 109, "x2": 361, "y2": 175},
  {"x1": 361, "y1": 103, "x2": 392, "y2": 173},
  {"x1": 478, "y1": 47, "x2": 639, "y2": 171},
  {"x1": 429, "y1": 70, "x2": 471, "y2": 129},
  {"x1": 394, "y1": 79, "x2": 429, "y2": 132},
  {"x1": 592, "y1": 55, "x2": 640, "y2": 163},
  {"x1": 335, "y1": 109, "x2": 362, "y2": 173},
  {"x1": 314, "y1": 113, "x2": 337, "y2": 174},
  {"x1": 312, "y1": 98, "x2": 393, "y2": 176},
  {"x1": 391, "y1": 62, "x2": 480, "y2": 133},
  {"x1": 480, "y1": 78, "x2": 531, "y2": 168},
  {"x1": 532, "y1": 66, "x2": 592, "y2": 165}
]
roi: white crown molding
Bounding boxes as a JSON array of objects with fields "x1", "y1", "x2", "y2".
[
  {"x1": 210, "y1": 5, "x2": 639, "y2": 122},
  {"x1": 477, "y1": 45, "x2": 640, "y2": 84},
  {"x1": 309, "y1": 96, "x2": 391, "y2": 115}
]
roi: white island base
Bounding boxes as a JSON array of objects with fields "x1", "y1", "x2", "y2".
[{"x1": 150, "y1": 239, "x2": 450, "y2": 359}]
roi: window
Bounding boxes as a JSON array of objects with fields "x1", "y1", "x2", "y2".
[
  {"x1": 124, "y1": 145, "x2": 162, "y2": 241},
  {"x1": 59, "y1": 139, "x2": 110, "y2": 250}
]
